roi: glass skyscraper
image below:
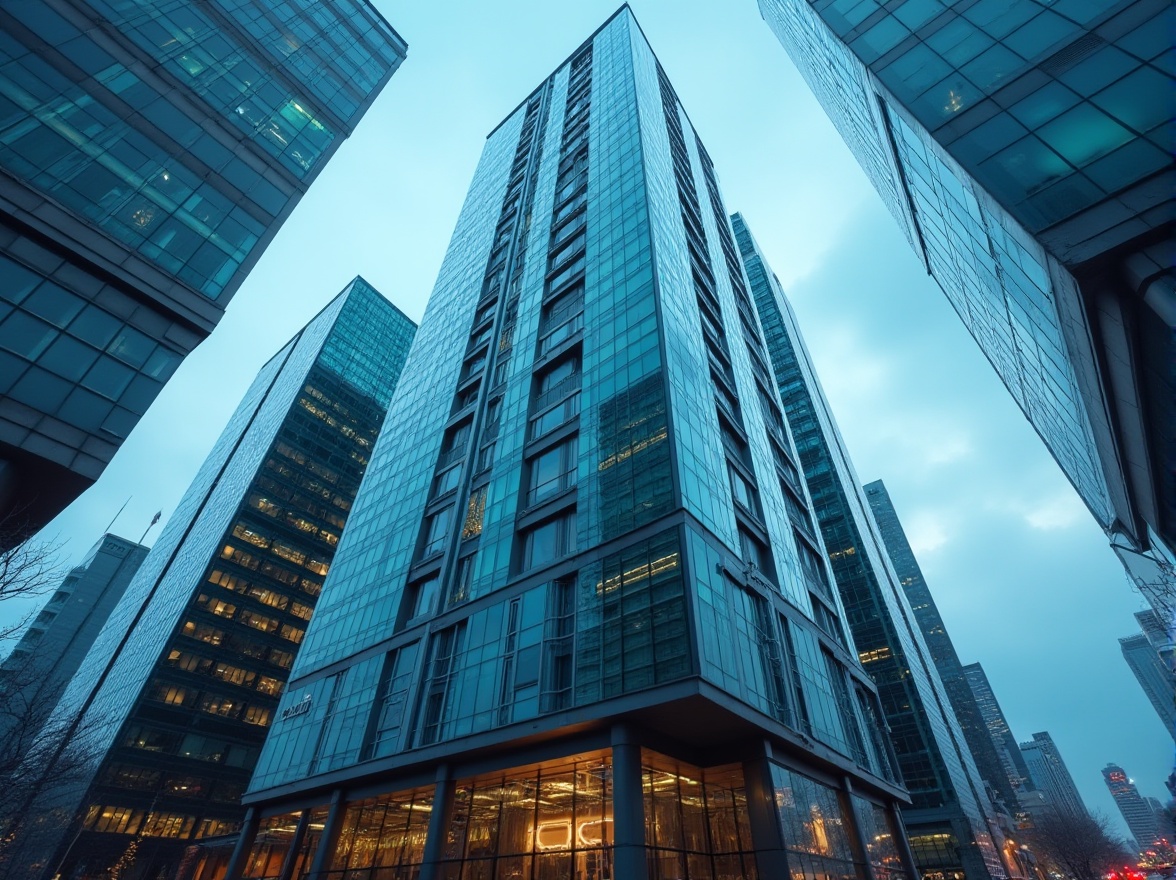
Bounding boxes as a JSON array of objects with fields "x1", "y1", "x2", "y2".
[
  {"x1": 961, "y1": 663, "x2": 1036, "y2": 803},
  {"x1": 0, "y1": 0, "x2": 407, "y2": 545},
  {"x1": 865, "y1": 480, "x2": 1021, "y2": 815},
  {"x1": 1120, "y1": 628, "x2": 1176, "y2": 742},
  {"x1": 0, "y1": 532, "x2": 147, "y2": 765},
  {"x1": 1103, "y1": 762, "x2": 1162, "y2": 851},
  {"x1": 1018, "y1": 733, "x2": 1087, "y2": 821},
  {"x1": 734, "y1": 213, "x2": 1008, "y2": 880},
  {"x1": 229, "y1": 10, "x2": 917, "y2": 880},
  {"x1": 755, "y1": 0, "x2": 1174, "y2": 598},
  {"x1": 2, "y1": 278, "x2": 415, "y2": 880}
]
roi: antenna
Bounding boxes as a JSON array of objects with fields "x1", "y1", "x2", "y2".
[{"x1": 103, "y1": 496, "x2": 131, "y2": 535}]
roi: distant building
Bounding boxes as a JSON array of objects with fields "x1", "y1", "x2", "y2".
[
  {"x1": 1104, "y1": 763, "x2": 1163, "y2": 850},
  {"x1": 735, "y1": 213, "x2": 1006, "y2": 880},
  {"x1": 0, "y1": 0, "x2": 407, "y2": 546},
  {"x1": 0, "y1": 533, "x2": 148, "y2": 757},
  {"x1": 1120, "y1": 630, "x2": 1176, "y2": 743},
  {"x1": 865, "y1": 479, "x2": 1021, "y2": 815},
  {"x1": 1019, "y1": 733, "x2": 1088, "y2": 821},
  {"x1": 963, "y1": 663, "x2": 1037, "y2": 804},
  {"x1": 3, "y1": 278, "x2": 415, "y2": 880}
]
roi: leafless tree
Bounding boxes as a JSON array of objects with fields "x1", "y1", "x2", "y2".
[
  {"x1": 1023, "y1": 810, "x2": 1134, "y2": 880},
  {"x1": 0, "y1": 511, "x2": 66, "y2": 643}
]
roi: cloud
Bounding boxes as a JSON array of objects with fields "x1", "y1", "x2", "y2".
[{"x1": 1016, "y1": 491, "x2": 1088, "y2": 532}]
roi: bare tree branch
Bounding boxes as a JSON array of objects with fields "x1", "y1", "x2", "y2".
[
  {"x1": 0, "y1": 511, "x2": 66, "y2": 643},
  {"x1": 1023, "y1": 809, "x2": 1134, "y2": 880}
]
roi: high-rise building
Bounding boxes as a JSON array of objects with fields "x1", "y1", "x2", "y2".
[
  {"x1": 963, "y1": 663, "x2": 1036, "y2": 801},
  {"x1": 1018, "y1": 733, "x2": 1087, "y2": 821},
  {"x1": 0, "y1": 533, "x2": 148, "y2": 760},
  {"x1": 1120, "y1": 630, "x2": 1176, "y2": 744},
  {"x1": 755, "y1": 0, "x2": 1175, "y2": 601},
  {"x1": 0, "y1": 0, "x2": 407, "y2": 546},
  {"x1": 1104, "y1": 762, "x2": 1163, "y2": 850},
  {"x1": 2, "y1": 277, "x2": 415, "y2": 880},
  {"x1": 733, "y1": 213, "x2": 1006, "y2": 880},
  {"x1": 864, "y1": 479, "x2": 1021, "y2": 815},
  {"x1": 228, "y1": 10, "x2": 919, "y2": 880}
]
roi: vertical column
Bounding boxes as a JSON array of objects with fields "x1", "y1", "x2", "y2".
[
  {"x1": 611, "y1": 723, "x2": 649, "y2": 880},
  {"x1": 889, "y1": 802, "x2": 923, "y2": 880},
  {"x1": 419, "y1": 763, "x2": 454, "y2": 880},
  {"x1": 224, "y1": 807, "x2": 259, "y2": 880},
  {"x1": 843, "y1": 778, "x2": 879, "y2": 880},
  {"x1": 741, "y1": 743, "x2": 790, "y2": 878},
  {"x1": 277, "y1": 810, "x2": 311, "y2": 880},
  {"x1": 306, "y1": 790, "x2": 347, "y2": 880}
]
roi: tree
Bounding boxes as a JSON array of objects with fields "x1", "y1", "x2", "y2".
[
  {"x1": 1023, "y1": 810, "x2": 1134, "y2": 880},
  {"x1": 0, "y1": 512, "x2": 65, "y2": 643}
]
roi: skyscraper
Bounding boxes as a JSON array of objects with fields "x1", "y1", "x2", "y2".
[
  {"x1": 733, "y1": 213, "x2": 1006, "y2": 880},
  {"x1": 1018, "y1": 733, "x2": 1087, "y2": 820},
  {"x1": 864, "y1": 479, "x2": 1021, "y2": 815},
  {"x1": 1120, "y1": 630, "x2": 1176, "y2": 744},
  {"x1": 0, "y1": 533, "x2": 148, "y2": 761},
  {"x1": 229, "y1": 10, "x2": 917, "y2": 880},
  {"x1": 755, "y1": 0, "x2": 1174, "y2": 599},
  {"x1": 0, "y1": 0, "x2": 407, "y2": 545},
  {"x1": 963, "y1": 663, "x2": 1036, "y2": 801},
  {"x1": 3, "y1": 277, "x2": 415, "y2": 880},
  {"x1": 1104, "y1": 762, "x2": 1163, "y2": 851}
]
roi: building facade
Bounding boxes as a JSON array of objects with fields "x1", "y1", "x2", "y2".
[
  {"x1": 1120, "y1": 629, "x2": 1176, "y2": 745},
  {"x1": 962, "y1": 663, "x2": 1036, "y2": 805},
  {"x1": 230, "y1": 10, "x2": 919, "y2": 880},
  {"x1": 1018, "y1": 733, "x2": 1087, "y2": 821},
  {"x1": 0, "y1": 533, "x2": 148, "y2": 762},
  {"x1": 755, "y1": 0, "x2": 1174, "y2": 601},
  {"x1": 0, "y1": 0, "x2": 407, "y2": 544},
  {"x1": 864, "y1": 479, "x2": 1021, "y2": 815},
  {"x1": 2, "y1": 278, "x2": 415, "y2": 880},
  {"x1": 734, "y1": 212, "x2": 1007, "y2": 880},
  {"x1": 1103, "y1": 762, "x2": 1162, "y2": 851}
]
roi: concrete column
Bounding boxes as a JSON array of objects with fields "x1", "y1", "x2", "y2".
[
  {"x1": 306, "y1": 790, "x2": 347, "y2": 880},
  {"x1": 889, "y1": 801, "x2": 923, "y2": 880},
  {"x1": 277, "y1": 810, "x2": 311, "y2": 880},
  {"x1": 223, "y1": 807, "x2": 259, "y2": 880},
  {"x1": 741, "y1": 747, "x2": 791, "y2": 879},
  {"x1": 611, "y1": 723, "x2": 649, "y2": 880},
  {"x1": 843, "y1": 778, "x2": 879, "y2": 880},
  {"x1": 419, "y1": 763, "x2": 453, "y2": 880}
]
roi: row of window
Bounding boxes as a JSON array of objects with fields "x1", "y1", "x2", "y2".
[
  {"x1": 149, "y1": 675, "x2": 273, "y2": 726},
  {"x1": 84, "y1": 802, "x2": 235, "y2": 840},
  {"x1": 121, "y1": 722, "x2": 260, "y2": 768}
]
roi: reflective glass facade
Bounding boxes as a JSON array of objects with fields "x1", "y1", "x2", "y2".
[
  {"x1": 3, "y1": 278, "x2": 415, "y2": 880},
  {"x1": 233, "y1": 10, "x2": 914, "y2": 880},
  {"x1": 756, "y1": 0, "x2": 1174, "y2": 583},
  {"x1": 0, "y1": 0, "x2": 406, "y2": 543},
  {"x1": 864, "y1": 481, "x2": 1021, "y2": 814},
  {"x1": 734, "y1": 214, "x2": 1007, "y2": 880},
  {"x1": 1018, "y1": 733, "x2": 1087, "y2": 820},
  {"x1": 960, "y1": 663, "x2": 1036, "y2": 802}
]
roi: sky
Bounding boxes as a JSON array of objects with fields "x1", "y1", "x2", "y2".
[{"x1": 2, "y1": 0, "x2": 1167, "y2": 841}]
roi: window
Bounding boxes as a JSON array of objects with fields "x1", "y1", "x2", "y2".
[
  {"x1": 433, "y1": 464, "x2": 461, "y2": 498},
  {"x1": 529, "y1": 393, "x2": 580, "y2": 439},
  {"x1": 729, "y1": 464, "x2": 760, "y2": 517},
  {"x1": 528, "y1": 436, "x2": 578, "y2": 505},
  {"x1": 422, "y1": 507, "x2": 451, "y2": 557},
  {"x1": 402, "y1": 576, "x2": 439, "y2": 626},
  {"x1": 522, "y1": 511, "x2": 577, "y2": 570}
]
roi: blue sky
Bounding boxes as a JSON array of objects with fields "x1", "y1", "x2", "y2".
[{"x1": 3, "y1": 0, "x2": 1166, "y2": 838}]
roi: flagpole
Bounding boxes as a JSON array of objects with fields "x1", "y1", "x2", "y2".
[{"x1": 140, "y1": 511, "x2": 162, "y2": 544}]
